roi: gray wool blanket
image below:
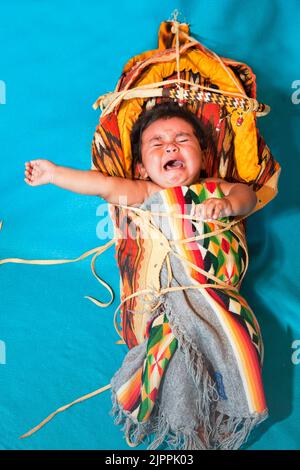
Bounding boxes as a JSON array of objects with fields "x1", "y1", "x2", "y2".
[{"x1": 109, "y1": 184, "x2": 268, "y2": 450}]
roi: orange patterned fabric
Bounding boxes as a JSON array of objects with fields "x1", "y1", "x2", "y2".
[
  {"x1": 92, "y1": 21, "x2": 280, "y2": 201},
  {"x1": 91, "y1": 21, "x2": 280, "y2": 352}
]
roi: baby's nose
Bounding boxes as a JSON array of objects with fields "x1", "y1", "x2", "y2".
[{"x1": 165, "y1": 143, "x2": 179, "y2": 153}]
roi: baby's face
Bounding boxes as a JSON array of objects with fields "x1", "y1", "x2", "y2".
[{"x1": 139, "y1": 117, "x2": 204, "y2": 188}]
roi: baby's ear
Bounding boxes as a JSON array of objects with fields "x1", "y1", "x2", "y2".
[
  {"x1": 136, "y1": 162, "x2": 149, "y2": 180},
  {"x1": 201, "y1": 149, "x2": 208, "y2": 169}
]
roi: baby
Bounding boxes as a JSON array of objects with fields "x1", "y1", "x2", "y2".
[
  {"x1": 24, "y1": 102, "x2": 257, "y2": 220},
  {"x1": 23, "y1": 102, "x2": 263, "y2": 449}
]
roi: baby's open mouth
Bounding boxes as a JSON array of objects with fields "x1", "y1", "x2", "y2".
[{"x1": 163, "y1": 159, "x2": 185, "y2": 170}]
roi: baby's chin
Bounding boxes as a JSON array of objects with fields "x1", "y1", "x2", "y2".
[{"x1": 155, "y1": 172, "x2": 201, "y2": 188}]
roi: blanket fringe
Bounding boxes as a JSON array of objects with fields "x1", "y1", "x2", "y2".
[
  {"x1": 110, "y1": 295, "x2": 268, "y2": 450},
  {"x1": 111, "y1": 374, "x2": 268, "y2": 451}
]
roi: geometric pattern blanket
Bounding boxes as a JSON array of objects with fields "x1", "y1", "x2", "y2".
[{"x1": 110, "y1": 181, "x2": 268, "y2": 449}]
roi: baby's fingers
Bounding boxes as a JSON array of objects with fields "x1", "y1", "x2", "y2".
[
  {"x1": 193, "y1": 205, "x2": 203, "y2": 219},
  {"x1": 201, "y1": 200, "x2": 217, "y2": 219},
  {"x1": 210, "y1": 202, "x2": 223, "y2": 219},
  {"x1": 24, "y1": 177, "x2": 33, "y2": 186},
  {"x1": 24, "y1": 173, "x2": 34, "y2": 185},
  {"x1": 24, "y1": 166, "x2": 40, "y2": 186},
  {"x1": 194, "y1": 203, "x2": 213, "y2": 220},
  {"x1": 25, "y1": 162, "x2": 32, "y2": 173},
  {"x1": 31, "y1": 166, "x2": 40, "y2": 177},
  {"x1": 27, "y1": 159, "x2": 45, "y2": 172},
  {"x1": 24, "y1": 176, "x2": 40, "y2": 186},
  {"x1": 24, "y1": 170, "x2": 34, "y2": 185},
  {"x1": 195, "y1": 200, "x2": 223, "y2": 220}
]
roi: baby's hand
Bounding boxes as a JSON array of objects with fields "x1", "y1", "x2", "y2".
[
  {"x1": 24, "y1": 159, "x2": 56, "y2": 186},
  {"x1": 193, "y1": 197, "x2": 233, "y2": 221}
]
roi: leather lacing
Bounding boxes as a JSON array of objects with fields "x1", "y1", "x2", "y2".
[{"x1": 1, "y1": 204, "x2": 249, "y2": 440}]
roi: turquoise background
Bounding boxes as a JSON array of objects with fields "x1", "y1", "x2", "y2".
[{"x1": 0, "y1": 0, "x2": 300, "y2": 450}]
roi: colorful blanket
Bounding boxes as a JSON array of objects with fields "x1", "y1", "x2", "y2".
[{"x1": 109, "y1": 181, "x2": 268, "y2": 449}]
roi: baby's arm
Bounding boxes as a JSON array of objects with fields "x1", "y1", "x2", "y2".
[
  {"x1": 195, "y1": 178, "x2": 257, "y2": 220},
  {"x1": 220, "y1": 180, "x2": 257, "y2": 216},
  {"x1": 24, "y1": 160, "x2": 161, "y2": 206}
]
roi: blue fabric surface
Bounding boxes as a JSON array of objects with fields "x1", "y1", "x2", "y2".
[{"x1": 0, "y1": 0, "x2": 299, "y2": 450}]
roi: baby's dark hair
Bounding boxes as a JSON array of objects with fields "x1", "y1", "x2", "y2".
[{"x1": 131, "y1": 101, "x2": 208, "y2": 177}]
